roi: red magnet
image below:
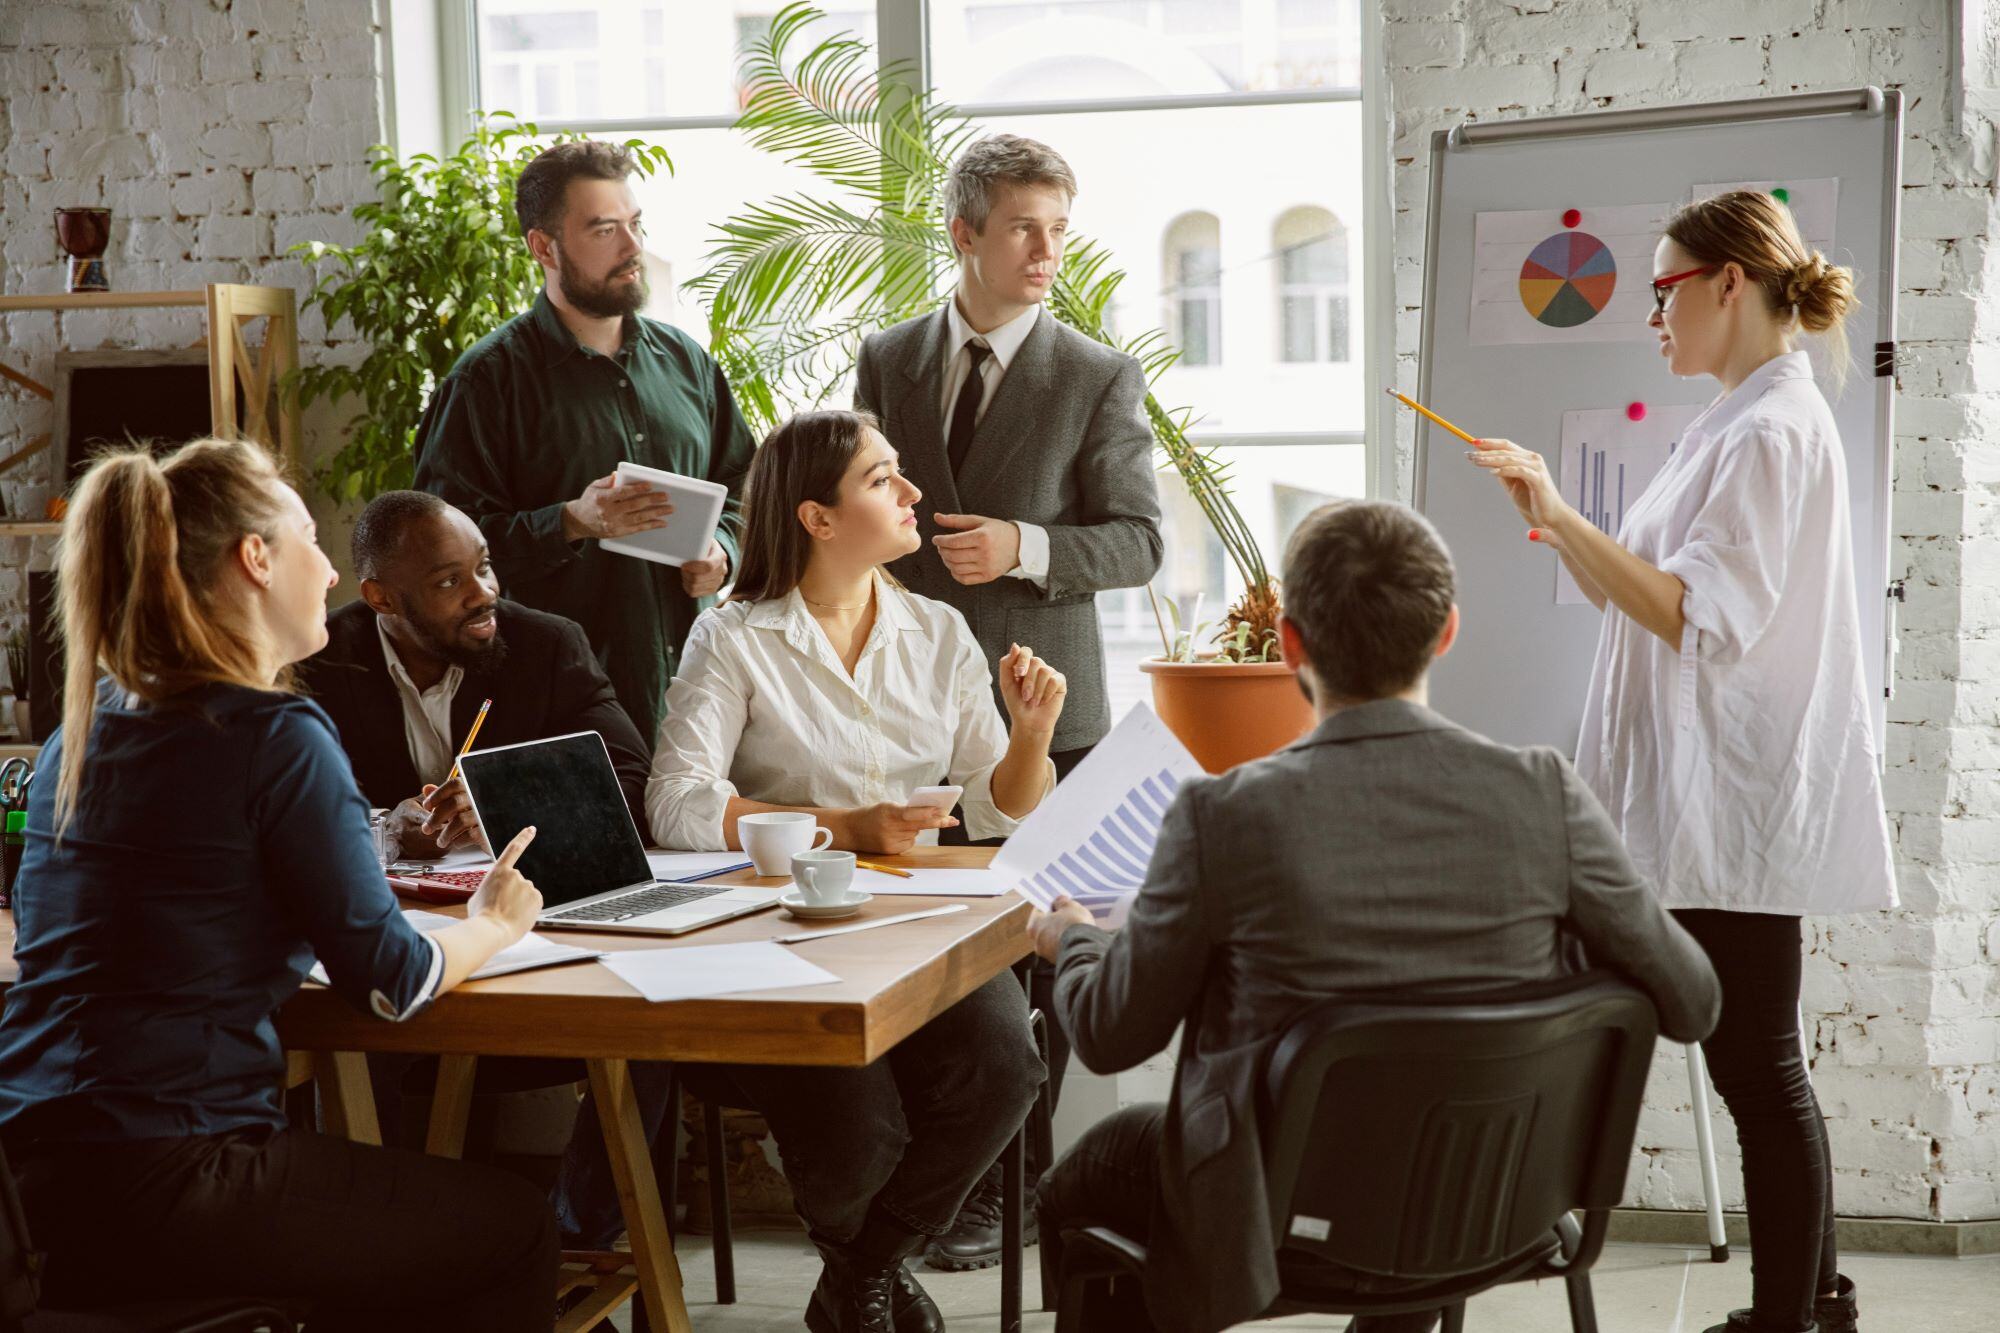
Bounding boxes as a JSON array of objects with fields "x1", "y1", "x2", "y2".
[
  {"x1": 1561, "y1": 208, "x2": 1582, "y2": 228},
  {"x1": 1626, "y1": 401, "x2": 1647, "y2": 422}
]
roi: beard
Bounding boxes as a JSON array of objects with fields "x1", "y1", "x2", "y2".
[
  {"x1": 557, "y1": 248, "x2": 648, "y2": 318},
  {"x1": 409, "y1": 606, "x2": 510, "y2": 677}
]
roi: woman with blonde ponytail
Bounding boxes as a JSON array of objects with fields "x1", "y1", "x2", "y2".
[
  {"x1": 0, "y1": 440, "x2": 560, "y2": 1328},
  {"x1": 1467, "y1": 192, "x2": 1889, "y2": 1333}
]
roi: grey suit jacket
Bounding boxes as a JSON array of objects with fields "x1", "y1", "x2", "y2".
[
  {"x1": 1052, "y1": 700, "x2": 1722, "y2": 1333},
  {"x1": 855, "y1": 306, "x2": 1163, "y2": 752}
]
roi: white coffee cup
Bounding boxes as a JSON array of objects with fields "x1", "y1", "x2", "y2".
[
  {"x1": 791, "y1": 849, "x2": 857, "y2": 905},
  {"x1": 739, "y1": 811, "x2": 834, "y2": 876}
]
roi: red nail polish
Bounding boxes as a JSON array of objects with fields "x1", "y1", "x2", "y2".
[{"x1": 1528, "y1": 529, "x2": 1542, "y2": 541}]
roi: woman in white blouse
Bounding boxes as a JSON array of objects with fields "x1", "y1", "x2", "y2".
[
  {"x1": 648, "y1": 411, "x2": 1063, "y2": 853},
  {"x1": 646, "y1": 408, "x2": 1053, "y2": 1333},
  {"x1": 1468, "y1": 191, "x2": 1889, "y2": 1333}
]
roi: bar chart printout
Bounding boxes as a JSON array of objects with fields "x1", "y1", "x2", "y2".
[
  {"x1": 993, "y1": 704, "x2": 1207, "y2": 924},
  {"x1": 1554, "y1": 403, "x2": 1704, "y2": 605}
]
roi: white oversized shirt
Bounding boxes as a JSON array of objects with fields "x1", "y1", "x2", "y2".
[
  {"x1": 646, "y1": 574, "x2": 1054, "y2": 851},
  {"x1": 1575, "y1": 351, "x2": 1894, "y2": 915},
  {"x1": 941, "y1": 298, "x2": 1051, "y2": 587}
]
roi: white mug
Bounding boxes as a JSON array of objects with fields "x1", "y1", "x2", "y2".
[
  {"x1": 740, "y1": 811, "x2": 834, "y2": 876},
  {"x1": 791, "y1": 849, "x2": 857, "y2": 905}
]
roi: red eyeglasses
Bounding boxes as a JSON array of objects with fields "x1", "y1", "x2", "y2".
[{"x1": 1651, "y1": 265, "x2": 1719, "y2": 314}]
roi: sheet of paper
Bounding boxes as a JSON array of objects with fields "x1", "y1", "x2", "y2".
[
  {"x1": 1554, "y1": 403, "x2": 1706, "y2": 605},
  {"x1": 1470, "y1": 202, "x2": 1676, "y2": 346},
  {"x1": 646, "y1": 850, "x2": 759, "y2": 881},
  {"x1": 310, "y1": 909, "x2": 600, "y2": 985},
  {"x1": 848, "y1": 867, "x2": 1019, "y2": 897},
  {"x1": 992, "y1": 704, "x2": 1204, "y2": 924},
  {"x1": 1691, "y1": 177, "x2": 1837, "y2": 252},
  {"x1": 600, "y1": 941, "x2": 842, "y2": 1004}
]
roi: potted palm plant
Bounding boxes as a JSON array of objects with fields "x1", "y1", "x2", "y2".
[{"x1": 694, "y1": 3, "x2": 1314, "y2": 771}]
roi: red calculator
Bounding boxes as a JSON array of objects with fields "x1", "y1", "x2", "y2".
[{"x1": 385, "y1": 868, "x2": 488, "y2": 904}]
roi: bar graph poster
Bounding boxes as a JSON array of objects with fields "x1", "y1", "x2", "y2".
[
  {"x1": 1555, "y1": 402, "x2": 1704, "y2": 606},
  {"x1": 993, "y1": 704, "x2": 1205, "y2": 925}
]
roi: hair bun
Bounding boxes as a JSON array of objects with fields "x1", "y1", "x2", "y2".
[{"x1": 1783, "y1": 254, "x2": 1829, "y2": 307}]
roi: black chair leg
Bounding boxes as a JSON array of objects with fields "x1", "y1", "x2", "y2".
[
  {"x1": 1440, "y1": 1302, "x2": 1468, "y2": 1333},
  {"x1": 659, "y1": 1067, "x2": 681, "y2": 1230},
  {"x1": 1029, "y1": 1008, "x2": 1057, "y2": 1311},
  {"x1": 704, "y1": 1096, "x2": 736, "y2": 1305},
  {"x1": 1564, "y1": 1269, "x2": 1598, "y2": 1333},
  {"x1": 1001, "y1": 1123, "x2": 1025, "y2": 1333}
]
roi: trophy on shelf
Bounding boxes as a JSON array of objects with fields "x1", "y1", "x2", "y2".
[{"x1": 55, "y1": 207, "x2": 112, "y2": 293}]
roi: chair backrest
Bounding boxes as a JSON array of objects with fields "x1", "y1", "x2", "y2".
[
  {"x1": 1259, "y1": 971, "x2": 1657, "y2": 1281},
  {"x1": 0, "y1": 1142, "x2": 42, "y2": 1327}
]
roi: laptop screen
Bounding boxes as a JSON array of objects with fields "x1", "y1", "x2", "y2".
[{"x1": 458, "y1": 731, "x2": 653, "y2": 909}]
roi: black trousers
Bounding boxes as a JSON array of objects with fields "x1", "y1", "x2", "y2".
[
  {"x1": 687, "y1": 970, "x2": 1045, "y2": 1243},
  {"x1": 9, "y1": 1125, "x2": 559, "y2": 1332},
  {"x1": 1036, "y1": 1104, "x2": 1440, "y2": 1333},
  {"x1": 1673, "y1": 909, "x2": 1838, "y2": 1331}
]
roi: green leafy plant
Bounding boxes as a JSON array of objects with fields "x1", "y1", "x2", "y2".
[
  {"x1": 289, "y1": 115, "x2": 672, "y2": 501},
  {"x1": 691, "y1": 3, "x2": 1280, "y2": 658}
]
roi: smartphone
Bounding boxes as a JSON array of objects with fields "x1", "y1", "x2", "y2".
[{"x1": 908, "y1": 784, "x2": 964, "y2": 813}]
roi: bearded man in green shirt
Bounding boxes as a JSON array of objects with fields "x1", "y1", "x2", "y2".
[{"x1": 414, "y1": 140, "x2": 755, "y2": 745}]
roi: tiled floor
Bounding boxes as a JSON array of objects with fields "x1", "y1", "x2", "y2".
[{"x1": 605, "y1": 1225, "x2": 1999, "y2": 1330}]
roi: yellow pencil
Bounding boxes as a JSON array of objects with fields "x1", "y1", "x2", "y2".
[
  {"x1": 445, "y1": 698, "x2": 493, "y2": 785},
  {"x1": 1385, "y1": 388, "x2": 1483, "y2": 447},
  {"x1": 856, "y1": 859, "x2": 914, "y2": 879}
]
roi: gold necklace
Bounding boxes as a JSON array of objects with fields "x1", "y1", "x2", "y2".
[{"x1": 802, "y1": 593, "x2": 869, "y2": 611}]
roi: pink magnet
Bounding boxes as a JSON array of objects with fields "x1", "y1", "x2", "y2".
[
  {"x1": 1562, "y1": 208, "x2": 1582, "y2": 228},
  {"x1": 1626, "y1": 401, "x2": 1647, "y2": 422}
]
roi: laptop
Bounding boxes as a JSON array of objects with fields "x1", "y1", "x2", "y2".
[{"x1": 458, "y1": 731, "x2": 784, "y2": 935}]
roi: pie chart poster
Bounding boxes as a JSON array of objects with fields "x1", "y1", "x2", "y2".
[{"x1": 1468, "y1": 202, "x2": 1672, "y2": 346}]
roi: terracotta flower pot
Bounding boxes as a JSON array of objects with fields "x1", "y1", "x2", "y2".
[{"x1": 1138, "y1": 658, "x2": 1316, "y2": 774}]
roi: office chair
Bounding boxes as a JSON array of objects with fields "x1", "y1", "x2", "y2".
[
  {"x1": 1052, "y1": 972, "x2": 1660, "y2": 1332},
  {"x1": 0, "y1": 1144, "x2": 295, "y2": 1333}
]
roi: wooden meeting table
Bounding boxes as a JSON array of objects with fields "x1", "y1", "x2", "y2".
[{"x1": 1, "y1": 846, "x2": 1031, "y2": 1333}]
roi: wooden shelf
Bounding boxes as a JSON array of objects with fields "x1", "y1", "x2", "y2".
[
  {"x1": 0, "y1": 523, "x2": 59, "y2": 536},
  {"x1": 0, "y1": 290, "x2": 209, "y2": 313}
]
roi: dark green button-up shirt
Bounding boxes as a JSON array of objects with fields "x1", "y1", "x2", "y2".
[{"x1": 412, "y1": 291, "x2": 756, "y2": 745}]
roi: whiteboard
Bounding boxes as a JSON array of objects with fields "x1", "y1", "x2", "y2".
[{"x1": 1412, "y1": 89, "x2": 1901, "y2": 753}]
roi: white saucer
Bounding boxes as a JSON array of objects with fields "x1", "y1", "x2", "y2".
[{"x1": 779, "y1": 889, "x2": 872, "y2": 920}]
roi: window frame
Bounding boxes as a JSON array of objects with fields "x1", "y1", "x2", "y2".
[{"x1": 426, "y1": 0, "x2": 1391, "y2": 492}]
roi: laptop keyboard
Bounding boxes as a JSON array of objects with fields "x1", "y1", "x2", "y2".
[{"x1": 544, "y1": 881, "x2": 727, "y2": 924}]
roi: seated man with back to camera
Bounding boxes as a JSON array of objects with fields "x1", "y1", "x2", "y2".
[
  {"x1": 1028, "y1": 499, "x2": 1724, "y2": 1333},
  {"x1": 295, "y1": 489, "x2": 651, "y2": 859}
]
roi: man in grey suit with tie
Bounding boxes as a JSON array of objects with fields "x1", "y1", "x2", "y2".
[
  {"x1": 855, "y1": 132, "x2": 1164, "y2": 1271},
  {"x1": 1028, "y1": 499, "x2": 1722, "y2": 1333}
]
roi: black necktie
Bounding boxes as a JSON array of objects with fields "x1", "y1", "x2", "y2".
[{"x1": 946, "y1": 342, "x2": 992, "y2": 478}]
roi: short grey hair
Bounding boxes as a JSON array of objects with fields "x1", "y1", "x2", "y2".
[{"x1": 942, "y1": 135, "x2": 1078, "y2": 233}]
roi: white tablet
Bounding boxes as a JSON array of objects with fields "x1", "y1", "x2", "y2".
[{"x1": 597, "y1": 460, "x2": 729, "y2": 568}]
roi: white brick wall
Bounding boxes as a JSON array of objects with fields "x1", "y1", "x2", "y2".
[
  {"x1": 0, "y1": 0, "x2": 383, "y2": 626},
  {"x1": 1385, "y1": 0, "x2": 2000, "y2": 1223}
]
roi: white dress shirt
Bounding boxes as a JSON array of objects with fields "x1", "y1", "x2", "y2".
[
  {"x1": 941, "y1": 299, "x2": 1050, "y2": 586},
  {"x1": 646, "y1": 574, "x2": 1054, "y2": 851},
  {"x1": 376, "y1": 618, "x2": 464, "y2": 789},
  {"x1": 1574, "y1": 351, "x2": 1895, "y2": 916}
]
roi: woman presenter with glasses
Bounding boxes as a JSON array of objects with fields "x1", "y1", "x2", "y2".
[{"x1": 1466, "y1": 190, "x2": 1891, "y2": 1333}]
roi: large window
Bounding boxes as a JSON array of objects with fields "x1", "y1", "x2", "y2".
[{"x1": 468, "y1": 1, "x2": 1366, "y2": 716}]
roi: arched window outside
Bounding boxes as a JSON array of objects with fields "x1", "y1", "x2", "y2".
[
  {"x1": 1163, "y1": 211, "x2": 1223, "y2": 367},
  {"x1": 1275, "y1": 206, "x2": 1349, "y2": 364}
]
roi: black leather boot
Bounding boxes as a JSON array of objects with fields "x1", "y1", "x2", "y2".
[
  {"x1": 923, "y1": 1163, "x2": 1034, "y2": 1271},
  {"x1": 1813, "y1": 1274, "x2": 1858, "y2": 1333},
  {"x1": 1700, "y1": 1311, "x2": 1817, "y2": 1333},
  {"x1": 805, "y1": 1218, "x2": 944, "y2": 1333}
]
